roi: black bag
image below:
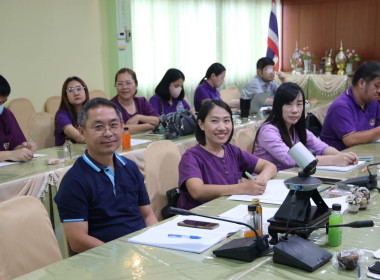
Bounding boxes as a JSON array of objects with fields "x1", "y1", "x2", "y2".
[
  {"x1": 306, "y1": 112, "x2": 322, "y2": 137},
  {"x1": 161, "y1": 187, "x2": 180, "y2": 219},
  {"x1": 159, "y1": 110, "x2": 196, "y2": 139}
]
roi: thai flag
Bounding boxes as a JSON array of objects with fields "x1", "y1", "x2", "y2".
[{"x1": 266, "y1": 0, "x2": 279, "y2": 71}]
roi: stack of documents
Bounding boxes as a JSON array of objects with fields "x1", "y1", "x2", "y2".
[{"x1": 127, "y1": 215, "x2": 243, "y2": 253}]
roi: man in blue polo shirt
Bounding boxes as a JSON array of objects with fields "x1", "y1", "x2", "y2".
[
  {"x1": 321, "y1": 61, "x2": 380, "y2": 151},
  {"x1": 55, "y1": 98, "x2": 158, "y2": 253}
]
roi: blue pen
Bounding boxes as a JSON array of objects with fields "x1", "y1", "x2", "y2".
[
  {"x1": 245, "y1": 171, "x2": 256, "y2": 180},
  {"x1": 168, "y1": 234, "x2": 201, "y2": 239},
  {"x1": 318, "y1": 185, "x2": 332, "y2": 193}
]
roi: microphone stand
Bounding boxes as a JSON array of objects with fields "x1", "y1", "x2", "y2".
[{"x1": 168, "y1": 207, "x2": 271, "y2": 262}]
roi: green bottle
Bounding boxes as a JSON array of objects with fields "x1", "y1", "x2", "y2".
[{"x1": 328, "y1": 203, "x2": 343, "y2": 247}]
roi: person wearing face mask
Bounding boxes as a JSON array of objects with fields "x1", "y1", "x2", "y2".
[
  {"x1": 150, "y1": 68, "x2": 191, "y2": 115},
  {"x1": 0, "y1": 74, "x2": 37, "y2": 162},
  {"x1": 243, "y1": 57, "x2": 286, "y2": 104}
]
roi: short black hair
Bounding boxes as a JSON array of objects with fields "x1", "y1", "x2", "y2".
[
  {"x1": 0, "y1": 75, "x2": 11, "y2": 97},
  {"x1": 256, "y1": 57, "x2": 275, "y2": 71},
  {"x1": 78, "y1": 97, "x2": 123, "y2": 127},
  {"x1": 155, "y1": 68, "x2": 185, "y2": 101},
  {"x1": 195, "y1": 99, "x2": 234, "y2": 146},
  {"x1": 352, "y1": 61, "x2": 380, "y2": 86}
]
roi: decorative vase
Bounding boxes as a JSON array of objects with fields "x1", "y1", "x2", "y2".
[
  {"x1": 335, "y1": 41, "x2": 348, "y2": 75},
  {"x1": 325, "y1": 49, "x2": 334, "y2": 74},
  {"x1": 346, "y1": 62, "x2": 353, "y2": 74},
  {"x1": 303, "y1": 59, "x2": 312, "y2": 74},
  {"x1": 290, "y1": 41, "x2": 302, "y2": 75},
  {"x1": 347, "y1": 204, "x2": 360, "y2": 213}
]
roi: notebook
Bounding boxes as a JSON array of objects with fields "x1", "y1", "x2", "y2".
[{"x1": 249, "y1": 92, "x2": 271, "y2": 114}]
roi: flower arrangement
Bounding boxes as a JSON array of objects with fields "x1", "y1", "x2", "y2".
[
  {"x1": 346, "y1": 49, "x2": 361, "y2": 63},
  {"x1": 299, "y1": 47, "x2": 316, "y2": 60},
  {"x1": 346, "y1": 186, "x2": 371, "y2": 212}
]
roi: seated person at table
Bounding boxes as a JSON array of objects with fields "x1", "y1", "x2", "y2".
[
  {"x1": 111, "y1": 68, "x2": 159, "y2": 133},
  {"x1": 321, "y1": 61, "x2": 380, "y2": 150},
  {"x1": 149, "y1": 68, "x2": 192, "y2": 115},
  {"x1": 55, "y1": 76, "x2": 89, "y2": 146},
  {"x1": 55, "y1": 98, "x2": 158, "y2": 253},
  {"x1": 253, "y1": 82, "x2": 358, "y2": 171},
  {"x1": 0, "y1": 74, "x2": 37, "y2": 162},
  {"x1": 243, "y1": 57, "x2": 286, "y2": 102},
  {"x1": 177, "y1": 99, "x2": 276, "y2": 210},
  {"x1": 194, "y1": 63, "x2": 234, "y2": 111}
]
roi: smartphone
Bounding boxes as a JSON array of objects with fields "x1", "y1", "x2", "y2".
[{"x1": 177, "y1": 219, "x2": 219, "y2": 230}]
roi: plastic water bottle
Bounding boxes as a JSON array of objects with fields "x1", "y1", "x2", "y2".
[
  {"x1": 328, "y1": 203, "x2": 343, "y2": 247},
  {"x1": 63, "y1": 136, "x2": 72, "y2": 160},
  {"x1": 122, "y1": 127, "x2": 131, "y2": 150},
  {"x1": 252, "y1": 198, "x2": 262, "y2": 236},
  {"x1": 243, "y1": 204, "x2": 257, "y2": 238},
  {"x1": 176, "y1": 101, "x2": 185, "y2": 112}
]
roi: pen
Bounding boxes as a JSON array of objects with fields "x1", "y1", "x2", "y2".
[
  {"x1": 27, "y1": 133, "x2": 34, "y2": 147},
  {"x1": 318, "y1": 185, "x2": 332, "y2": 193},
  {"x1": 361, "y1": 166, "x2": 372, "y2": 173},
  {"x1": 168, "y1": 234, "x2": 201, "y2": 239},
  {"x1": 245, "y1": 171, "x2": 256, "y2": 180}
]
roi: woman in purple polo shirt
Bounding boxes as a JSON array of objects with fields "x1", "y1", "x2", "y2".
[
  {"x1": 149, "y1": 68, "x2": 192, "y2": 115},
  {"x1": 177, "y1": 99, "x2": 277, "y2": 210},
  {"x1": 54, "y1": 76, "x2": 89, "y2": 146},
  {"x1": 253, "y1": 82, "x2": 358, "y2": 171},
  {"x1": 193, "y1": 63, "x2": 226, "y2": 112},
  {"x1": 111, "y1": 68, "x2": 159, "y2": 134}
]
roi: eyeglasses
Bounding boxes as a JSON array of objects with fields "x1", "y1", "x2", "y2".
[
  {"x1": 115, "y1": 81, "x2": 134, "y2": 88},
  {"x1": 67, "y1": 86, "x2": 85, "y2": 93},
  {"x1": 91, "y1": 122, "x2": 122, "y2": 134}
]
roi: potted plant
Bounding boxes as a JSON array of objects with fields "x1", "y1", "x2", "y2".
[{"x1": 346, "y1": 49, "x2": 361, "y2": 74}]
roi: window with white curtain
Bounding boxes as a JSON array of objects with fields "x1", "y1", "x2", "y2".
[{"x1": 129, "y1": 0, "x2": 277, "y2": 106}]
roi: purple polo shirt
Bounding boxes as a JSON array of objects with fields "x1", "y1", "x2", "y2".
[
  {"x1": 149, "y1": 95, "x2": 191, "y2": 115},
  {"x1": 321, "y1": 87, "x2": 380, "y2": 151},
  {"x1": 193, "y1": 81, "x2": 221, "y2": 112},
  {"x1": 0, "y1": 108, "x2": 26, "y2": 151},
  {"x1": 254, "y1": 123, "x2": 328, "y2": 171},
  {"x1": 55, "y1": 110, "x2": 77, "y2": 146},
  {"x1": 110, "y1": 96, "x2": 159, "y2": 123},
  {"x1": 178, "y1": 143, "x2": 259, "y2": 210}
]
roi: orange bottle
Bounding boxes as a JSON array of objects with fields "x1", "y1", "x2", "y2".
[
  {"x1": 252, "y1": 198, "x2": 262, "y2": 236},
  {"x1": 243, "y1": 204, "x2": 257, "y2": 238},
  {"x1": 122, "y1": 127, "x2": 131, "y2": 150}
]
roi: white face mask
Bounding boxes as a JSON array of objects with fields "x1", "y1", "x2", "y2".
[
  {"x1": 170, "y1": 87, "x2": 182, "y2": 99},
  {"x1": 0, "y1": 103, "x2": 5, "y2": 116}
]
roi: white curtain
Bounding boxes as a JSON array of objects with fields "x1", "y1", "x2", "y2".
[{"x1": 130, "y1": 0, "x2": 276, "y2": 106}]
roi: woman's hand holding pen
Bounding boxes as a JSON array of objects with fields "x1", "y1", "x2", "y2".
[
  {"x1": 334, "y1": 152, "x2": 358, "y2": 166},
  {"x1": 243, "y1": 172, "x2": 267, "y2": 195}
]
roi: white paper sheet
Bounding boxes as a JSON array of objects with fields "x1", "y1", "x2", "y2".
[
  {"x1": 131, "y1": 139, "x2": 151, "y2": 146},
  {"x1": 127, "y1": 215, "x2": 243, "y2": 253},
  {"x1": 227, "y1": 179, "x2": 288, "y2": 205},
  {"x1": 316, "y1": 161, "x2": 365, "y2": 172}
]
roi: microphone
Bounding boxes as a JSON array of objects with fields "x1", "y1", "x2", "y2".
[
  {"x1": 339, "y1": 162, "x2": 379, "y2": 191},
  {"x1": 168, "y1": 207, "x2": 271, "y2": 262},
  {"x1": 273, "y1": 220, "x2": 374, "y2": 272}
]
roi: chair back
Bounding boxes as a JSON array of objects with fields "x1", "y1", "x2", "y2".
[
  {"x1": 89, "y1": 89, "x2": 107, "y2": 99},
  {"x1": 56, "y1": 167, "x2": 77, "y2": 258},
  {"x1": 44, "y1": 96, "x2": 61, "y2": 116},
  {"x1": 7, "y1": 98, "x2": 36, "y2": 137},
  {"x1": 234, "y1": 127, "x2": 256, "y2": 153},
  {"x1": 220, "y1": 86, "x2": 241, "y2": 106},
  {"x1": 144, "y1": 140, "x2": 181, "y2": 221},
  {"x1": 0, "y1": 196, "x2": 62, "y2": 279},
  {"x1": 27, "y1": 112, "x2": 55, "y2": 149}
]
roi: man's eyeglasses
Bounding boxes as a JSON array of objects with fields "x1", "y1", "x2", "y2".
[
  {"x1": 91, "y1": 122, "x2": 122, "y2": 134},
  {"x1": 67, "y1": 86, "x2": 85, "y2": 93}
]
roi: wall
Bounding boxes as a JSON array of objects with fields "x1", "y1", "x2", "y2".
[
  {"x1": 282, "y1": 0, "x2": 380, "y2": 72},
  {"x1": 0, "y1": 0, "x2": 112, "y2": 112}
]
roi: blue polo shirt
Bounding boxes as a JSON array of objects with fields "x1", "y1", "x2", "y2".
[
  {"x1": 54, "y1": 151, "x2": 150, "y2": 243},
  {"x1": 321, "y1": 87, "x2": 380, "y2": 150}
]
